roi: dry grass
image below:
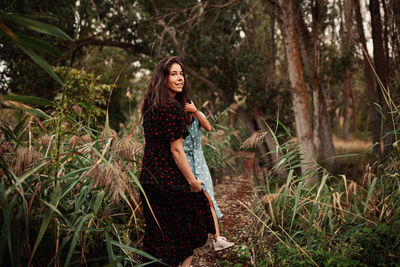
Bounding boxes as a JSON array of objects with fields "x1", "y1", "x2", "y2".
[{"x1": 332, "y1": 134, "x2": 373, "y2": 154}]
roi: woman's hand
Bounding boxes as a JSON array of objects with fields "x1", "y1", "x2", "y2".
[
  {"x1": 185, "y1": 101, "x2": 198, "y2": 114},
  {"x1": 189, "y1": 179, "x2": 203, "y2": 192}
]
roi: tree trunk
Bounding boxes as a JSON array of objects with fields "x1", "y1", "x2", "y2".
[
  {"x1": 279, "y1": 0, "x2": 317, "y2": 184},
  {"x1": 311, "y1": 1, "x2": 321, "y2": 155},
  {"x1": 369, "y1": 0, "x2": 393, "y2": 155},
  {"x1": 343, "y1": 0, "x2": 354, "y2": 141},
  {"x1": 343, "y1": 69, "x2": 351, "y2": 140},
  {"x1": 354, "y1": 0, "x2": 380, "y2": 154},
  {"x1": 318, "y1": 86, "x2": 336, "y2": 171},
  {"x1": 350, "y1": 84, "x2": 357, "y2": 130},
  {"x1": 294, "y1": 0, "x2": 336, "y2": 169}
]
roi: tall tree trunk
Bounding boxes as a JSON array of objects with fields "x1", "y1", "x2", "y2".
[
  {"x1": 294, "y1": 0, "x2": 336, "y2": 170},
  {"x1": 311, "y1": 1, "x2": 321, "y2": 155},
  {"x1": 343, "y1": 69, "x2": 351, "y2": 140},
  {"x1": 350, "y1": 85, "x2": 357, "y2": 130},
  {"x1": 279, "y1": 0, "x2": 317, "y2": 184},
  {"x1": 318, "y1": 86, "x2": 336, "y2": 171},
  {"x1": 354, "y1": 0, "x2": 380, "y2": 154},
  {"x1": 369, "y1": 0, "x2": 393, "y2": 155},
  {"x1": 343, "y1": 0, "x2": 354, "y2": 141}
]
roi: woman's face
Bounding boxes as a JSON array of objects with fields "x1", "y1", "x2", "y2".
[{"x1": 167, "y1": 63, "x2": 184, "y2": 97}]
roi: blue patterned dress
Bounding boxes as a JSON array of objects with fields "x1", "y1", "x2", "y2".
[{"x1": 183, "y1": 112, "x2": 223, "y2": 219}]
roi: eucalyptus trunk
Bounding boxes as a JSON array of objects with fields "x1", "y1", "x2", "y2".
[
  {"x1": 342, "y1": 0, "x2": 354, "y2": 141},
  {"x1": 370, "y1": 0, "x2": 394, "y2": 155},
  {"x1": 354, "y1": 0, "x2": 380, "y2": 154},
  {"x1": 279, "y1": 0, "x2": 317, "y2": 184}
]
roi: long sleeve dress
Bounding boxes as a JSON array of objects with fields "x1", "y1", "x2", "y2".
[
  {"x1": 183, "y1": 112, "x2": 223, "y2": 219},
  {"x1": 139, "y1": 101, "x2": 215, "y2": 266}
]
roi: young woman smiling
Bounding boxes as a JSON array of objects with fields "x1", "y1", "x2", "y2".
[{"x1": 139, "y1": 56, "x2": 215, "y2": 267}]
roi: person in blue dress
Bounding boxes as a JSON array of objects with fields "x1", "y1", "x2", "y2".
[{"x1": 183, "y1": 99, "x2": 235, "y2": 252}]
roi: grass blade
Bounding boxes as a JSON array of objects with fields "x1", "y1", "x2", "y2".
[
  {"x1": 6, "y1": 13, "x2": 73, "y2": 40},
  {"x1": 64, "y1": 213, "x2": 91, "y2": 267},
  {"x1": 290, "y1": 182, "x2": 303, "y2": 231},
  {"x1": 3, "y1": 94, "x2": 54, "y2": 107},
  {"x1": 364, "y1": 177, "x2": 377, "y2": 215},
  {"x1": 110, "y1": 240, "x2": 166, "y2": 265},
  {"x1": 30, "y1": 184, "x2": 61, "y2": 262},
  {"x1": 17, "y1": 45, "x2": 63, "y2": 85},
  {"x1": 105, "y1": 230, "x2": 123, "y2": 267}
]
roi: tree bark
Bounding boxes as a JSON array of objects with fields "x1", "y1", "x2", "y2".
[
  {"x1": 318, "y1": 86, "x2": 336, "y2": 171},
  {"x1": 369, "y1": 0, "x2": 393, "y2": 155},
  {"x1": 294, "y1": 0, "x2": 336, "y2": 170},
  {"x1": 278, "y1": 0, "x2": 317, "y2": 184},
  {"x1": 342, "y1": 0, "x2": 354, "y2": 141},
  {"x1": 354, "y1": 0, "x2": 380, "y2": 154},
  {"x1": 311, "y1": 1, "x2": 321, "y2": 155}
]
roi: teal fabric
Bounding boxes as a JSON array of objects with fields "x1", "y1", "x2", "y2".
[{"x1": 183, "y1": 112, "x2": 223, "y2": 219}]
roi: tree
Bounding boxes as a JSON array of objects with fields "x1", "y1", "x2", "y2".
[
  {"x1": 293, "y1": 0, "x2": 336, "y2": 171},
  {"x1": 276, "y1": 0, "x2": 317, "y2": 184},
  {"x1": 354, "y1": 0, "x2": 380, "y2": 154},
  {"x1": 369, "y1": 0, "x2": 394, "y2": 155}
]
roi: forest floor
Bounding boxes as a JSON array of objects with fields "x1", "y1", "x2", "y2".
[{"x1": 191, "y1": 153, "x2": 256, "y2": 266}]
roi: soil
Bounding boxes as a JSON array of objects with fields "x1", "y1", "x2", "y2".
[{"x1": 191, "y1": 168, "x2": 255, "y2": 266}]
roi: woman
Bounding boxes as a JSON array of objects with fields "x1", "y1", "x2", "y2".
[
  {"x1": 139, "y1": 56, "x2": 215, "y2": 267},
  {"x1": 184, "y1": 100, "x2": 235, "y2": 252}
]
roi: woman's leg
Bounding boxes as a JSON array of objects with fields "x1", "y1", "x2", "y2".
[
  {"x1": 203, "y1": 190, "x2": 234, "y2": 252},
  {"x1": 181, "y1": 255, "x2": 193, "y2": 267},
  {"x1": 203, "y1": 190, "x2": 220, "y2": 239}
]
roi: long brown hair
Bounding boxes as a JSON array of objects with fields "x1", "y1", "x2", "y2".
[{"x1": 141, "y1": 56, "x2": 190, "y2": 115}]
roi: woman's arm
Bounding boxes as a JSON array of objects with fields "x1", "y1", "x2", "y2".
[
  {"x1": 185, "y1": 101, "x2": 212, "y2": 132},
  {"x1": 170, "y1": 137, "x2": 203, "y2": 192}
]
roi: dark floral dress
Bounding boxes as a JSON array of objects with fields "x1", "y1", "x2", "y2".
[{"x1": 140, "y1": 100, "x2": 215, "y2": 266}]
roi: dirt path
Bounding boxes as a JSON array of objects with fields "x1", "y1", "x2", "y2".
[{"x1": 191, "y1": 171, "x2": 255, "y2": 266}]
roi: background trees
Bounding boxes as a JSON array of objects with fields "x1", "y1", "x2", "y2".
[
  {"x1": 1, "y1": 0, "x2": 400, "y2": 265},
  {"x1": 3, "y1": 0, "x2": 398, "y2": 171}
]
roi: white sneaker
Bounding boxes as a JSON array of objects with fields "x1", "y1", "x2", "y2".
[{"x1": 213, "y1": 236, "x2": 235, "y2": 252}]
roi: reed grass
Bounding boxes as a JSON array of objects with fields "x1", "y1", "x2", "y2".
[
  {"x1": 0, "y1": 77, "x2": 159, "y2": 266},
  {"x1": 244, "y1": 99, "x2": 400, "y2": 266}
]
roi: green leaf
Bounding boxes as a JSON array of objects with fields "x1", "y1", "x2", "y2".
[
  {"x1": 4, "y1": 100, "x2": 52, "y2": 119},
  {"x1": 364, "y1": 177, "x2": 377, "y2": 215},
  {"x1": 17, "y1": 45, "x2": 64, "y2": 85},
  {"x1": 110, "y1": 240, "x2": 166, "y2": 265},
  {"x1": 14, "y1": 34, "x2": 63, "y2": 57},
  {"x1": 92, "y1": 190, "x2": 105, "y2": 214},
  {"x1": 3, "y1": 94, "x2": 54, "y2": 107},
  {"x1": 0, "y1": 194, "x2": 17, "y2": 264},
  {"x1": 31, "y1": 184, "x2": 61, "y2": 260},
  {"x1": 6, "y1": 13, "x2": 73, "y2": 40},
  {"x1": 13, "y1": 115, "x2": 29, "y2": 136},
  {"x1": 105, "y1": 231, "x2": 123, "y2": 267},
  {"x1": 0, "y1": 125, "x2": 22, "y2": 145},
  {"x1": 64, "y1": 214, "x2": 91, "y2": 267},
  {"x1": 0, "y1": 161, "x2": 48, "y2": 208},
  {"x1": 290, "y1": 182, "x2": 303, "y2": 231}
]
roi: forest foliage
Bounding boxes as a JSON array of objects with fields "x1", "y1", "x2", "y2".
[{"x1": 1, "y1": 0, "x2": 400, "y2": 266}]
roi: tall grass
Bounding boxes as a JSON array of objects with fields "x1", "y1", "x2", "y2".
[
  {"x1": 247, "y1": 142, "x2": 400, "y2": 265},
  {"x1": 241, "y1": 47, "x2": 400, "y2": 265},
  {"x1": 244, "y1": 100, "x2": 400, "y2": 265},
  {"x1": 0, "y1": 90, "x2": 168, "y2": 265},
  {"x1": 0, "y1": 14, "x2": 166, "y2": 266}
]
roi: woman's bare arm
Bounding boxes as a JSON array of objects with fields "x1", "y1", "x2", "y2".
[
  {"x1": 170, "y1": 137, "x2": 203, "y2": 192},
  {"x1": 185, "y1": 101, "x2": 212, "y2": 131}
]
